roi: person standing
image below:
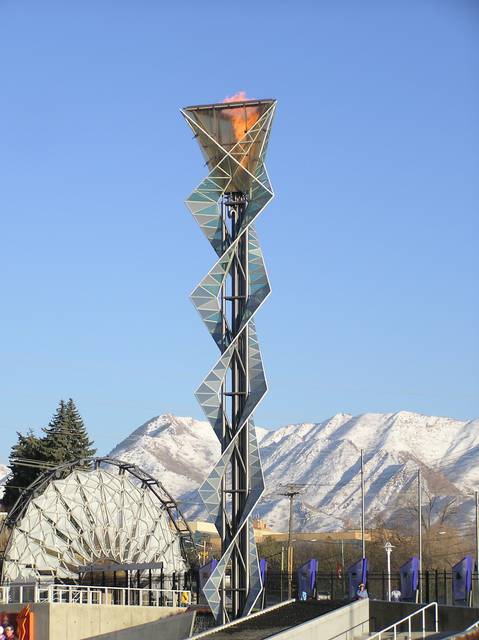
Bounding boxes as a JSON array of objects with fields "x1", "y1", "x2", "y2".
[
  {"x1": 4, "y1": 625, "x2": 16, "y2": 640},
  {"x1": 356, "y1": 583, "x2": 369, "y2": 599}
]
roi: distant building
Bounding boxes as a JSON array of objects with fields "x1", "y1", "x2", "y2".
[{"x1": 188, "y1": 520, "x2": 373, "y2": 554}]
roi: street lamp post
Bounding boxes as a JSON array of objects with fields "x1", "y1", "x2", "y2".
[{"x1": 384, "y1": 541, "x2": 395, "y2": 602}]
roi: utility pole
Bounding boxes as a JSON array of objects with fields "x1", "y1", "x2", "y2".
[
  {"x1": 384, "y1": 542, "x2": 394, "y2": 601},
  {"x1": 360, "y1": 449, "x2": 366, "y2": 559},
  {"x1": 418, "y1": 469, "x2": 423, "y2": 602},
  {"x1": 279, "y1": 484, "x2": 305, "y2": 600},
  {"x1": 288, "y1": 493, "x2": 294, "y2": 600}
]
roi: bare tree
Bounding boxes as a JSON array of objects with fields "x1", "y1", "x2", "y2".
[{"x1": 389, "y1": 482, "x2": 469, "y2": 569}]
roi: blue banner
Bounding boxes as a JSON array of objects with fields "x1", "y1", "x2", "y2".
[
  {"x1": 348, "y1": 558, "x2": 368, "y2": 599},
  {"x1": 400, "y1": 556, "x2": 419, "y2": 600},
  {"x1": 452, "y1": 556, "x2": 473, "y2": 603},
  {"x1": 199, "y1": 558, "x2": 218, "y2": 603},
  {"x1": 260, "y1": 558, "x2": 267, "y2": 585},
  {"x1": 297, "y1": 559, "x2": 318, "y2": 599}
]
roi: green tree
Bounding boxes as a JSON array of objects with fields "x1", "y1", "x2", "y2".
[
  {"x1": 2, "y1": 399, "x2": 96, "y2": 513},
  {"x1": 2, "y1": 430, "x2": 43, "y2": 512},
  {"x1": 40, "y1": 398, "x2": 96, "y2": 465},
  {"x1": 64, "y1": 397, "x2": 96, "y2": 460}
]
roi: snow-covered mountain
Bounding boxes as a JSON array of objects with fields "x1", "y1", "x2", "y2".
[
  {"x1": 109, "y1": 414, "x2": 268, "y2": 499},
  {"x1": 109, "y1": 411, "x2": 479, "y2": 532},
  {"x1": 0, "y1": 464, "x2": 11, "y2": 500}
]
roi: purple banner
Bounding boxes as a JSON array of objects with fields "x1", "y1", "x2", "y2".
[
  {"x1": 400, "y1": 556, "x2": 419, "y2": 600},
  {"x1": 260, "y1": 558, "x2": 267, "y2": 585},
  {"x1": 348, "y1": 557, "x2": 368, "y2": 599},
  {"x1": 297, "y1": 559, "x2": 318, "y2": 598},
  {"x1": 452, "y1": 556, "x2": 473, "y2": 603},
  {"x1": 199, "y1": 558, "x2": 218, "y2": 603}
]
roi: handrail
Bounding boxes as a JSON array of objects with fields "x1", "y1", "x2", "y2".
[
  {"x1": 367, "y1": 601, "x2": 439, "y2": 640},
  {"x1": 465, "y1": 619, "x2": 479, "y2": 631},
  {"x1": 0, "y1": 583, "x2": 191, "y2": 608}
]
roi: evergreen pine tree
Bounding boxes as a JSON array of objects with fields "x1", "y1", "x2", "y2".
[
  {"x1": 2, "y1": 399, "x2": 96, "y2": 514},
  {"x1": 40, "y1": 399, "x2": 70, "y2": 465},
  {"x1": 40, "y1": 398, "x2": 96, "y2": 465},
  {"x1": 64, "y1": 398, "x2": 96, "y2": 460},
  {"x1": 2, "y1": 430, "x2": 43, "y2": 511}
]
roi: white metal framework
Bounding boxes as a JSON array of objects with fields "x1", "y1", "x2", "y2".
[{"x1": 1, "y1": 458, "x2": 195, "y2": 583}]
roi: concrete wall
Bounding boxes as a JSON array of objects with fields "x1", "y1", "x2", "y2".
[
  {"x1": 83, "y1": 610, "x2": 196, "y2": 640},
  {"x1": 265, "y1": 599, "x2": 370, "y2": 640},
  {"x1": 0, "y1": 603, "x2": 191, "y2": 640}
]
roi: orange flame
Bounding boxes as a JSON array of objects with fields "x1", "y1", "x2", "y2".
[{"x1": 223, "y1": 91, "x2": 260, "y2": 142}]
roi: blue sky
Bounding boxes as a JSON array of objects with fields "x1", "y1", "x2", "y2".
[{"x1": 1, "y1": 0, "x2": 478, "y2": 460}]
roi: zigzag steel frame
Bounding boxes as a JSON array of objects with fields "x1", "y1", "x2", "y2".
[{"x1": 182, "y1": 99, "x2": 276, "y2": 623}]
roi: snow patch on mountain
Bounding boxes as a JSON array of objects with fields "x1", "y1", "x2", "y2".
[
  {"x1": 109, "y1": 413, "x2": 268, "y2": 499},
  {"x1": 109, "y1": 411, "x2": 478, "y2": 532},
  {"x1": 0, "y1": 464, "x2": 10, "y2": 501}
]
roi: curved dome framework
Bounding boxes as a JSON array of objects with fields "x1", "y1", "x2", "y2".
[{"x1": 1, "y1": 458, "x2": 196, "y2": 583}]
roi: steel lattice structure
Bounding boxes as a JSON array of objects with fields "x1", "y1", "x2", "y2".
[
  {"x1": 182, "y1": 98, "x2": 276, "y2": 622},
  {"x1": 1, "y1": 458, "x2": 195, "y2": 583}
]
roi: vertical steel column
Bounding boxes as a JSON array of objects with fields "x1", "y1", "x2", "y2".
[
  {"x1": 219, "y1": 196, "x2": 228, "y2": 621},
  {"x1": 223, "y1": 192, "x2": 249, "y2": 619}
]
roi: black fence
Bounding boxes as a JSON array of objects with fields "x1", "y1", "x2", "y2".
[
  {"x1": 68, "y1": 565, "x2": 479, "y2": 608},
  {"x1": 74, "y1": 568, "x2": 194, "y2": 594},
  {"x1": 93, "y1": 568, "x2": 477, "y2": 609},
  {"x1": 260, "y1": 570, "x2": 479, "y2": 608}
]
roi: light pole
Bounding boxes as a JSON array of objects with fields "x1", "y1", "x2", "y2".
[
  {"x1": 418, "y1": 469, "x2": 423, "y2": 602},
  {"x1": 360, "y1": 450, "x2": 366, "y2": 560},
  {"x1": 384, "y1": 541, "x2": 394, "y2": 602}
]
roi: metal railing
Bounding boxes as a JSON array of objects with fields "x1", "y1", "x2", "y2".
[
  {"x1": 0, "y1": 584, "x2": 191, "y2": 608},
  {"x1": 465, "y1": 620, "x2": 479, "y2": 633},
  {"x1": 367, "y1": 602, "x2": 439, "y2": 640}
]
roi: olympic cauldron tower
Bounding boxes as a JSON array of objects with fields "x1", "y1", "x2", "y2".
[{"x1": 182, "y1": 97, "x2": 276, "y2": 623}]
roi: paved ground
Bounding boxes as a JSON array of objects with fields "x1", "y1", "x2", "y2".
[{"x1": 196, "y1": 600, "x2": 346, "y2": 640}]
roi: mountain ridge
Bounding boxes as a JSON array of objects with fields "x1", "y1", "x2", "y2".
[{"x1": 108, "y1": 410, "x2": 479, "y2": 532}]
